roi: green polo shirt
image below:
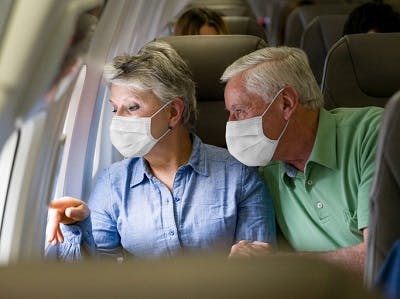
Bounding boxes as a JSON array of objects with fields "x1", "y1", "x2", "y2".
[{"x1": 260, "y1": 107, "x2": 383, "y2": 251}]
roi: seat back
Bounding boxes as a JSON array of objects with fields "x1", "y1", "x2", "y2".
[
  {"x1": 223, "y1": 16, "x2": 267, "y2": 41},
  {"x1": 157, "y1": 35, "x2": 267, "y2": 147},
  {"x1": 258, "y1": 0, "x2": 295, "y2": 46},
  {"x1": 301, "y1": 14, "x2": 348, "y2": 85},
  {"x1": 0, "y1": 255, "x2": 377, "y2": 299},
  {"x1": 284, "y1": 3, "x2": 356, "y2": 47},
  {"x1": 365, "y1": 90, "x2": 400, "y2": 287},
  {"x1": 321, "y1": 33, "x2": 400, "y2": 109}
]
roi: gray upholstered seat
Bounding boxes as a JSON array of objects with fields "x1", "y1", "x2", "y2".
[
  {"x1": 223, "y1": 16, "x2": 267, "y2": 41},
  {"x1": 365, "y1": 90, "x2": 400, "y2": 287},
  {"x1": 301, "y1": 14, "x2": 348, "y2": 85},
  {"x1": 321, "y1": 33, "x2": 400, "y2": 109},
  {"x1": 284, "y1": 3, "x2": 356, "y2": 47},
  {"x1": 0, "y1": 255, "x2": 377, "y2": 298},
  {"x1": 157, "y1": 35, "x2": 267, "y2": 147}
]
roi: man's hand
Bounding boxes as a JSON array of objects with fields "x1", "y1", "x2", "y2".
[
  {"x1": 229, "y1": 240, "x2": 272, "y2": 258},
  {"x1": 46, "y1": 196, "x2": 89, "y2": 246}
]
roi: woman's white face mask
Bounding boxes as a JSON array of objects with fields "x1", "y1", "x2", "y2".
[
  {"x1": 225, "y1": 88, "x2": 289, "y2": 167},
  {"x1": 109, "y1": 101, "x2": 172, "y2": 158}
]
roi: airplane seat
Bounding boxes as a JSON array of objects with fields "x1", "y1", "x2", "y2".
[
  {"x1": 0, "y1": 255, "x2": 378, "y2": 299},
  {"x1": 300, "y1": 14, "x2": 348, "y2": 85},
  {"x1": 222, "y1": 16, "x2": 267, "y2": 41},
  {"x1": 245, "y1": 0, "x2": 294, "y2": 46},
  {"x1": 284, "y1": 3, "x2": 357, "y2": 47},
  {"x1": 365, "y1": 90, "x2": 400, "y2": 288},
  {"x1": 253, "y1": 0, "x2": 363, "y2": 46},
  {"x1": 321, "y1": 33, "x2": 400, "y2": 109},
  {"x1": 156, "y1": 35, "x2": 267, "y2": 147}
]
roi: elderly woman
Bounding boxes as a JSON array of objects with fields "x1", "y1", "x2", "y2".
[{"x1": 46, "y1": 41, "x2": 275, "y2": 261}]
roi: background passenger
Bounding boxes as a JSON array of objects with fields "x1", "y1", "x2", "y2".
[
  {"x1": 222, "y1": 46, "x2": 382, "y2": 275},
  {"x1": 174, "y1": 7, "x2": 229, "y2": 35},
  {"x1": 46, "y1": 41, "x2": 275, "y2": 261},
  {"x1": 343, "y1": 2, "x2": 400, "y2": 35}
]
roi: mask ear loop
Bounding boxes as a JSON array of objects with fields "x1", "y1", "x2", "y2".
[
  {"x1": 150, "y1": 100, "x2": 174, "y2": 118},
  {"x1": 261, "y1": 87, "x2": 289, "y2": 141},
  {"x1": 155, "y1": 125, "x2": 172, "y2": 141},
  {"x1": 152, "y1": 100, "x2": 174, "y2": 141},
  {"x1": 261, "y1": 87, "x2": 286, "y2": 118},
  {"x1": 277, "y1": 119, "x2": 290, "y2": 141}
]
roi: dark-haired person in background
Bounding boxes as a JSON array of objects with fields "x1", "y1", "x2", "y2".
[
  {"x1": 343, "y1": 1, "x2": 400, "y2": 35},
  {"x1": 174, "y1": 7, "x2": 228, "y2": 35}
]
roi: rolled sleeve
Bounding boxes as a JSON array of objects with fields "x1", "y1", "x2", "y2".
[{"x1": 46, "y1": 216, "x2": 96, "y2": 262}]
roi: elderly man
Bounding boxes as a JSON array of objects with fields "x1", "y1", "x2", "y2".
[{"x1": 222, "y1": 46, "x2": 382, "y2": 274}]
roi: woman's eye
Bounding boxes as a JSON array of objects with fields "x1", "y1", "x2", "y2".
[
  {"x1": 111, "y1": 107, "x2": 117, "y2": 113},
  {"x1": 128, "y1": 104, "x2": 140, "y2": 111}
]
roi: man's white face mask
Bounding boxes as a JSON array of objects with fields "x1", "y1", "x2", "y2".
[
  {"x1": 109, "y1": 101, "x2": 172, "y2": 157},
  {"x1": 225, "y1": 88, "x2": 289, "y2": 167}
]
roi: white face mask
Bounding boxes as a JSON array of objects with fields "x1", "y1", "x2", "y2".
[
  {"x1": 109, "y1": 101, "x2": 172, "y2": 157},
  {"x1": 225, "y1": 88, "x2": 289, "y2": 167}
]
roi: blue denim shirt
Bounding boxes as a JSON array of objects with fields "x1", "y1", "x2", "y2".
[{"x1": 56, "y1": 135, "x2": 275, "y2": 260}]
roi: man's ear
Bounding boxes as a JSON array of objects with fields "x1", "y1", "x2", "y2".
[
  {"x1": 169, "y1": 98, "x2": 185, "y2": 128},
  {"x1": 281, "y1": 86, "x2": 299, "y2": 120}
]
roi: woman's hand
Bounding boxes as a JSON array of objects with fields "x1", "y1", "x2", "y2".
[{"x1": 46, "y1": 196, "x2": 89, "y2": 246}]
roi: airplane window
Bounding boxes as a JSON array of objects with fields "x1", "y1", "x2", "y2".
[
  {"x1": 51, "y1": 66, "x2": 87, "y2": 199},
  {"x1": 0, "y1": 130, "x2": 19, "y2": 235},
  {"x1": 91, "y1": 85, "x2": 118, "y2": 186},
  {"x1": 0, "y1": 3, "x2": 101, "y2": 263}
]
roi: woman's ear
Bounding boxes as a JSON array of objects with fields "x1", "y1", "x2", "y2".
[
  {"x1": 169, "y1": 98, "x2": 185, "y2": 128},
  {"x1": 281, "y1": 86, "x2": 299, "y2": 121}
]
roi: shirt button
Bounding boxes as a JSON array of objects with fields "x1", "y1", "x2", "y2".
[
  {"x1": 307, "y1": 180, "x2": 313, "y2": 186},
  {"x1": 174, "y1": 197, "x2": 180, "y2": 202},
  {"x1": 169, "y1": 230, "x2": 175, "y2": 236},
  {"x1": 316, "y1": 202, "x2": 323, "y2": 209}
]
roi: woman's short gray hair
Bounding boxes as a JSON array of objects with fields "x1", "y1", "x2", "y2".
[
  {"x1": 103, "y1": 41, "x2": 197, "y2": 131},
  {"x1": 221, "y1": 47, "x2": 323, "y2": 110}
]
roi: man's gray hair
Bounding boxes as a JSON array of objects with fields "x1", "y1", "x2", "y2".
[
  {"x1": 104, "y1": 41, "x2": 197, "y2": 132},
  {"x1": 221, "y1": 47, "x2": 323, "y2": 110}
]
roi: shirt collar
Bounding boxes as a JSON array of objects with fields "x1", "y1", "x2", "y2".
[
  {"x1": 186, "y1": 134, "x2": 208, "y2": 177},
  {"x1": 129, "y1": 134, "x2": 208, "y2": 188},
  {"x1": 307, "y1": 108, "x2": 338, "y2": 170},
  {"x1": 130, "y1": 157, "x2": 149, "y2": 188}
]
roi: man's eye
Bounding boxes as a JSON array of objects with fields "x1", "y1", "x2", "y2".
[
  {"x1": 235, "y1": 109, "x2": 244, "y2": 117},
  {"x1": 111, "y1": 107, "x2": 117, "y2": 113},
  {"x1": 233, "y1": 108, "x2": 248, "y2": 120}
]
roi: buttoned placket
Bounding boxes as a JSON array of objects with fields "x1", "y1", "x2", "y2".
[
  {"x1": 152, "y1": 178, "x2": 182, "y2": 254},
  {"x1": 304, "y1": 168, "x2": 330, "y2": 223}
]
